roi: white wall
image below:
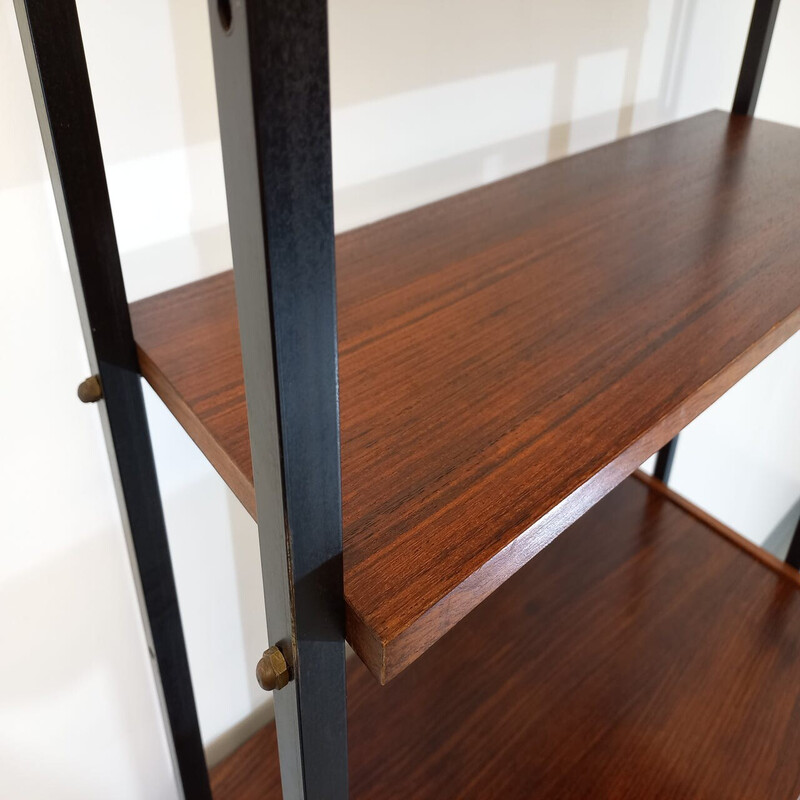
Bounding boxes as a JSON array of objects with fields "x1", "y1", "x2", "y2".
[{"x1": 2, "y1": 1, "x2": 799, "y2": 797}]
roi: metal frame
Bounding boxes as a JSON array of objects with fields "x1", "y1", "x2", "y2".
[
  {"x1": 13, "y1": 2, "x2": 210, "y2": 798},
  {"x1": 15, "y1": 0, "x2": 791, "y2": 797},
  {"x1": 654, "y1": 0, "x2": 782, "y2": 492},
  {"x1": 786, "y1": 516, "x2": 800, "y2": 570},
  {"x1": 733, "y1": 0, "x2": 782, "y2": 115},
  {"x1": 206, "y1": 1, "x2": 348, "y2": 798},
  {"x1": 733, "y1": 0, "x2": 800, "y2": 571},
  {"x1": 654, "y1": 438, "x2": 678, "y2": 484}
]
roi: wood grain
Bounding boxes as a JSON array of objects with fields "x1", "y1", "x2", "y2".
[
  {"x1": 131, "y1": 111, "x2": 800, "y2": 681},
  {"x1": 210, "y1": 476, "x2": 800, "y2": 799}
]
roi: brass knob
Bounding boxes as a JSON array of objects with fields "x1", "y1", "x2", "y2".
[
  {"x1": 256, "y1": 646, "x2": 290, "y2": 691},
  {"x1": 77, "y1": 375, "x2": 103, "y2": 403}
]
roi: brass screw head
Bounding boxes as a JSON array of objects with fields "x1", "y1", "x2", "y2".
[
  {"x1": 256, "y1": 646, "x2": 290, "y2": 691},
  {"x1": 77, "y1": 375, "x2": 103, "y2": 403}
]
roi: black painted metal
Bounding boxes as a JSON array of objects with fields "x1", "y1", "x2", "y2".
[
  {"x1": 654, "y1": 438, "x2": 678, "y2": 485},
  {"x1": 786, "y1": 515, "x2": 800, "y2": 570},
  {"x1": 14, "y1": 3, "x2": 211, "y2": 798},
  {"x1": 207, "y1": 1, "x2": 348, "y2": 798},
  {"x1": 733, "y1": 0, "x2": 782, "y2": 115},
  {"x1": 731, "y1": 0, "x2": 798, "y2": 568}
]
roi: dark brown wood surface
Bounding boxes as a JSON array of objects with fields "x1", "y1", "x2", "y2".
[
  {"x1": 210, "y1": 476, "x2": 800, "y2": 799},
  {"x1": 131, "y1": 111, "x2": 800, "y2": 682}
]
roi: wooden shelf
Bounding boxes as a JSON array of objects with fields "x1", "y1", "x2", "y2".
[
  {"x1": 131, "y1": 110, "x2": 800, "y2": 683},
  {"x1": 209, "y1": 475, "x2": 800, "y2": 799}
]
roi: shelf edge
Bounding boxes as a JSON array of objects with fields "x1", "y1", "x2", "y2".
[
  {"x1": 635, "y1": 471, "x2": 800, "y2": 590},
  {"x1": 136, "y1": 343, "x2": 257, "y2": 518}
]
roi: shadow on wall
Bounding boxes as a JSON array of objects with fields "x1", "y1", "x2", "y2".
[
  {"x1": 1, "y1": 0, "x2": 701, "y2": 194},
  {"x1": 330, "y1": 0, "x2": 656, "y2": 107},
  {"x1": 328, "y1": 0, "x2": 699, "y2": 229},
  {"x1": 60, "y1": 0, "x2": 705, "y2": 292}
]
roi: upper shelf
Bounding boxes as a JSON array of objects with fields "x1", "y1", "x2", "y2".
[{"x1": 131, "y1": 110, "x2": 800, "y2": 683}]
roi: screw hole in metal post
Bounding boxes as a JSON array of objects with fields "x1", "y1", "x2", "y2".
[{"x1": 218, "y1": 0, "x2": 232, "y2": 32}]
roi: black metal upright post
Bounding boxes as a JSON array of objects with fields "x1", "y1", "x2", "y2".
[
  {"x1": 733, "y1": 0, "x2": 782, "y2": 115},
  {"x1": 207, "y1": 1, "x2": 348, "y2": 798},
  {"x1": 653, "y1": 437, "x2": 678, "y2": 484},
  {"x1": 731, "y1": 0, "x2": 798, "y2": 568},
  {"x1": 785, "y1": 516, "x2": 800, "y2": 570},
  {"x1": 652, "y1": 2, "x2": 782, "y2": 490},
  {"x1": 14, "y1": 3, "x2": 211, "y2": 798},
  {"x1": 654, "y1": 1, "x2": 783, "y2": 491}
]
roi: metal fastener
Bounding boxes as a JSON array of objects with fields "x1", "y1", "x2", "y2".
[
  {"x1": 77, "y1": 375, "x2": 103, "y2": 403},
  {"x1": 256, "y1": 645, "x2": 290, "y2": 691}
]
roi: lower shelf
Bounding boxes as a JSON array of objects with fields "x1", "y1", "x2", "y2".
[{"x1": 211, "y1": 474, "x2": 800, "y2": 799}]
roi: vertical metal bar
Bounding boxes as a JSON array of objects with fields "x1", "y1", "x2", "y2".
[
  {"x1": 733, "y1": 0, "x2": 782, "y2": 115},
  {"x1": 785, "y1": 514, "x2": 800, "y2": 570},
  {"x1": 656, "y1": 0, "x2": 780, "y2": 512},
  {"x1": 654, "y1": 437, "x2": 678, "y2": 485},
  {"x1": 733, "y1": 0, "x2": 787, "y2": 563},
  {"x1": 14, "y1": 3, "x2": 211, "y2": 798},
  {"x1": 207, "y1": 1, "x2": 348, "y2": 799}
]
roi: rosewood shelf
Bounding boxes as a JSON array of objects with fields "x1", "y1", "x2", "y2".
[
  {"x1": 130, "y1": 110, "x2": 800, "y2": 683},
  {"x1": 210, "y1": 475, "x2": 800, "y2": 799}
]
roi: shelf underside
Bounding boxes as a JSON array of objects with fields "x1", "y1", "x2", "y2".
[
  {"x1": 131, "y1": 110, "x2": 800, "y2": 682},
  {"x1": 210, "y1": 476, "x2": 800, "y2": 799}
]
